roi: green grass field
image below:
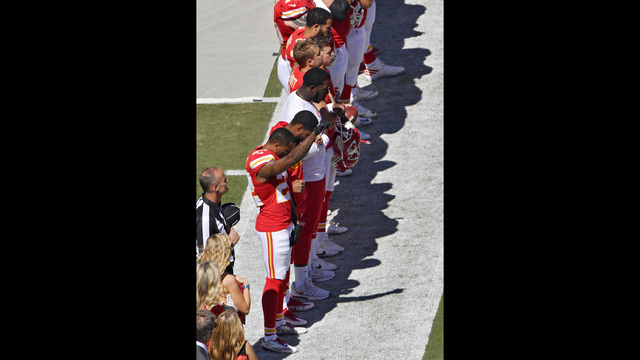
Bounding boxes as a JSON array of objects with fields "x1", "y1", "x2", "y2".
[
  {"x1": 196, "y1": 101, "x2": 276, "y2": 205},
  {"x1": 196, "y1": 57, "x2": 281, "y2": 205},
  {"x1": 423, "y1": 292, "x2": 444, "y2": 359},
  {"x1": 196, "y1": 56, "x2": 443, "y2": 358}
]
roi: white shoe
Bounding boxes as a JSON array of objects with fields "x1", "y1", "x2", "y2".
[
  {"x1": 277, "y1": 322, "x2": 308, "y2": 335},
  {"x1": 311, "y1": 257, "x2": 338, "y2": 271},
  {"x1": 316, "y1": 246, "x2": 339, "y2": 257},
  {"x1": 262, "y1": 337, "x2": 298, "y2": 353},
  {"x1": 309, "y1": 268, "x2": 335, "y2": 282},
  {"x1": 353, "y1": 101, "x2": 377, "y2": 118},
  {"x1": 287, "y1": 297, "x2": 314, "y2": 311},
  {"x1": 354, "y1": 116, "x2": 373, "y2": 127},
  {"x1": 359, "y1": 130, "x2": 371, "y2": 140},
  {"x1": 327, "y1": 222, "x2": 348, "y2": 234},
  {"x1": 319, "y1": 237, "x2": 344, "y2": 252},
  {"x1": 336, "y1": 168, "x2": 352, "y2": 176},
  {"x1": 283, "y1": 309, "x2": 307, "y2": 326},
  {"x1": 364, "y1": 59, "x2": 405, "y2": 81},
  {"x1": 291, "y1": 278, "x2": 330, "y2": 300},
  {"x1": 353, "y1": 87, "x2": 378, "y2": 101}
]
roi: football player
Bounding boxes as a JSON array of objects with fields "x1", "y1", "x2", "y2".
[
  {"x1": 246, "y1": 120, "x2": 329, "y2": 353},
  {"x1": 274, "y1": 0, "x2": 316, "y2": 93}
]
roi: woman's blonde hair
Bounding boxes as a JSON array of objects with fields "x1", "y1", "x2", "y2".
[
  {"x1": 209, "y1": 308, "x2": 245, "y2": 360},
  {"x1": 196, "y1": 261, "x2": 223, "y2": 310},
  {"x1": 200, "y1": 233, "x2": 232, "y2": 275}
]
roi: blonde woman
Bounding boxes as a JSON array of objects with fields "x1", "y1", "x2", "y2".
[
  {"x1": 200, "y1": 233, "x2": 251, "y2": 324},
  {"x1": 209, "y1": 309, "x2": 257, "y2": 360},
  {"x1": 196, "y1": 262, "x2": 223, "y2": 311}
]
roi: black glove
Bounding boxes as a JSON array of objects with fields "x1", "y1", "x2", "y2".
[
  {"x1": 289, "y1": 224, "x2": 302, "y2": 247},
  {"x1": 314, "y1": 119, "x2": 332, "y2": 135}
]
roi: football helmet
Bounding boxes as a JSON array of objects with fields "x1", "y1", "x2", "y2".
[{"x1": 332, "y1": 116, "x2": 361, "y2": 171}]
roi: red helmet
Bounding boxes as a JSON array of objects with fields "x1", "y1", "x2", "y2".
[{"x1": 332, "y1": 117, "x2": 361, "y2": 171}]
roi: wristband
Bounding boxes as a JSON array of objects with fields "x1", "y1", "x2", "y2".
[
  {"x1": 242, "y1": 284, "x2": 250, "y2": 290},
  {"x1": 326, "y1": 103, "x2": 335, "y2": 113}
]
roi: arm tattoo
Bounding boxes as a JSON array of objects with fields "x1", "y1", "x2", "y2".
[
  {"x1": 286, "y1": 134, "x2": 316, "y2": 164},
  {"x1": 257, "y1": 134, "x2": 316, "y2": 181},
  {"x1": 292, "y1": 14, "x2": 307, "y2": 28}
]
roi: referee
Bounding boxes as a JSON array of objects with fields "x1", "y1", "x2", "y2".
[{"x1": 196, "y1": 166, "x2": 241, "y2": 273}]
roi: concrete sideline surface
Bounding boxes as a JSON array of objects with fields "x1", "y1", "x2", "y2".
[{"x1": 227, "y1": 1, "x2": 443, "y2": 358}]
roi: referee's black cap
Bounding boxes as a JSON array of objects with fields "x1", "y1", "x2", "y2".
[{"x1": 221, "y1": 203, "x2": 241, "y2": 227}]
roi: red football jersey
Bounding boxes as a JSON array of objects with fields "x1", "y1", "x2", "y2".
[
  {"x1": 283, "y1": 26, "x2": 308, "y2": 69},
  {"x1": 288, "y1": 66, "x2": 306, "y2": 93},
  {"x1": 269, "y1": 121, "x2": 306, "y2": 217},
  {"x1": 246, "y1": 146, "x2": 293, "y2": 232},
  {"x1": 268, "y1": 121, "x2": 305, "y2": 184},
  {"x1": 273, "y1": 0, "x2": 316, "y2": 51},
  {"x1": 269, "y1": 121, "x2": 306, "y2": 192}
]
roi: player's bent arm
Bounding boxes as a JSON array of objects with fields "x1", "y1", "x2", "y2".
[
  {"x1": 256, "y1": 132, "x2": 319, "y2": 183},
  {"x1": 284, "y1": 14, "x2": 308, "y2": 29}
]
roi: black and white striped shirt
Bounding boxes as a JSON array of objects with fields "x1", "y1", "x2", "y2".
[{"x1": 195, "y1": 194, "x2": 236, "y2": 273}]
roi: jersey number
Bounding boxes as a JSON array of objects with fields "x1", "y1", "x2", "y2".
[
  {"x1": 275, "y1": 173, "x2": 291, "y2": 203},
  {"x1": 247, "y1": 172, "x2": 290, "y2": 206}
]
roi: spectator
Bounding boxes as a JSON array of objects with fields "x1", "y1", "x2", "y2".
[
  {"x1": 196, "y1": 261, "x2": 223, "y2": 312},
  {"x1": 196, "y1": 310, "x2": 217, "y2": 360},
  {"x1": 200, "y1": 233, "x2": 251, "y2": 324},
  {"x1": 196, "y1": 166, "x2": 241, "y2": 273},
  {"x1": 209, "y1": 309, "x2": 258, "y2": 360}
]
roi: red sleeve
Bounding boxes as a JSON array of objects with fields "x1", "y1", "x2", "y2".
[
  {"x1": 289, "y1": 67, "x2": 305, "y2": 93},
  {"x1": 285, "y1": 28, "x2": 307, "y2": 68},
  {"x1": 274, "y1": 0, "x2": 314, "y2": 48},
  {"x1": 287, "y1": 161, "x2": 304, "y2": 181},
  {"x1": 287, "y1": 162, "x2": 306, "y2": 217}
]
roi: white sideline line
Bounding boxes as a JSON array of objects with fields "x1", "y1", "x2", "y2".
[
  {"x1": 224, "y1": 169, "x2": 247, "y2": 176},
  {"x1": 196, "y1": 97, "x2": 281, "y2": 104}
]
